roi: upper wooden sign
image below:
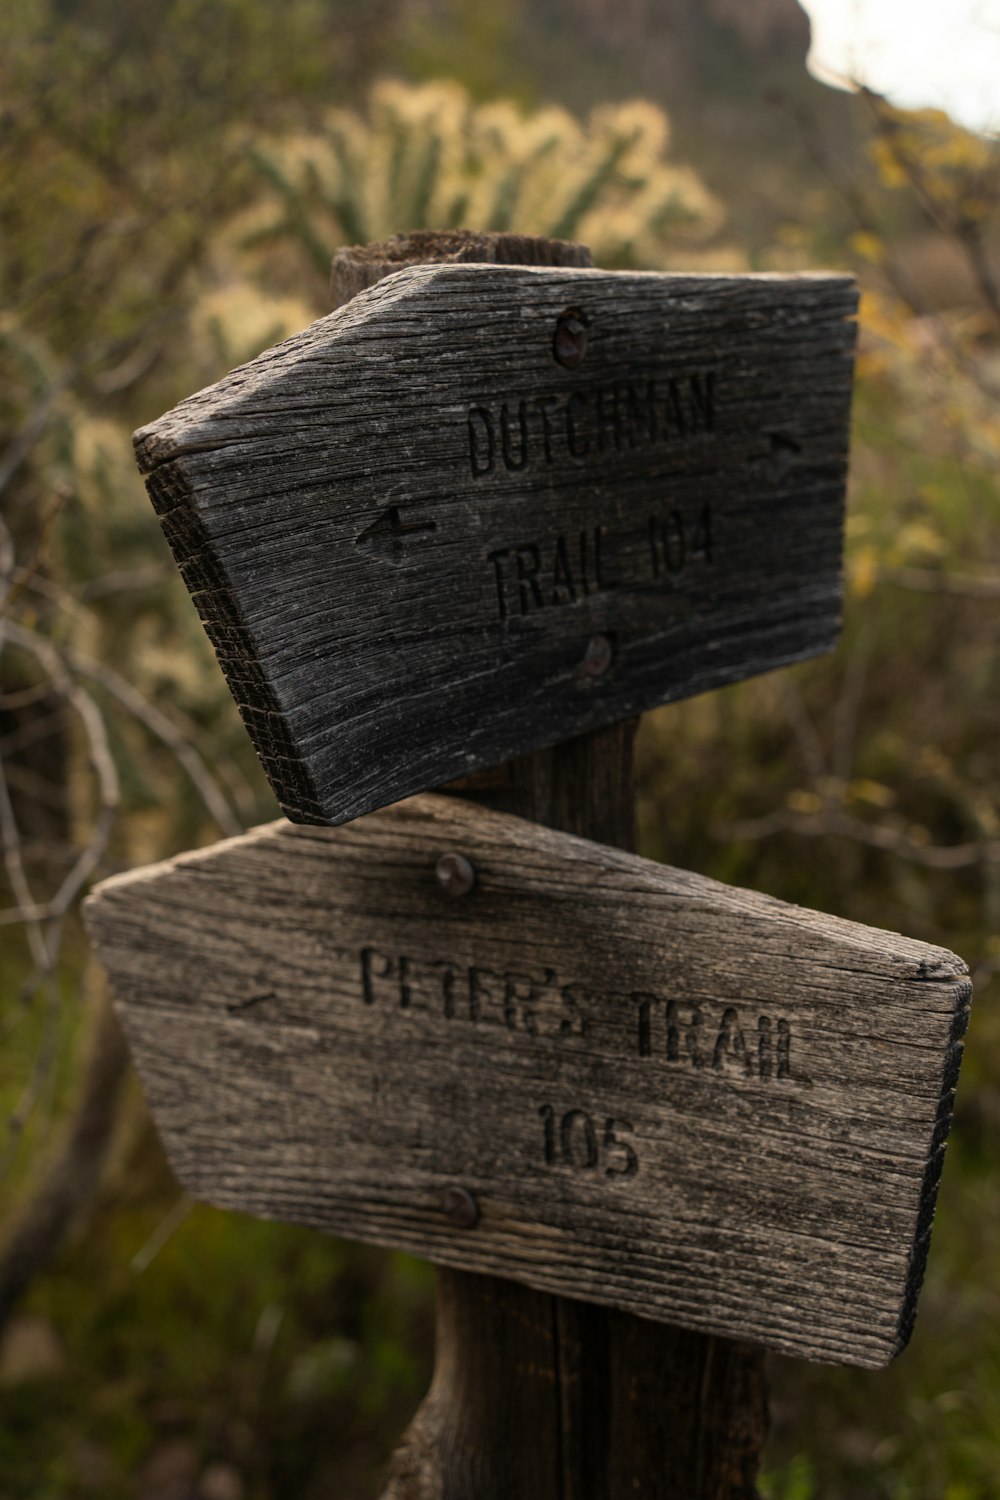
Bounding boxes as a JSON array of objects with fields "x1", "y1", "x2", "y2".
[
  {"x1": 85, "y1": 794, "x2": 969, "y2": 1369},
  {"x1": 135, "y1": 265, "x2": 858, "y2": 826}
]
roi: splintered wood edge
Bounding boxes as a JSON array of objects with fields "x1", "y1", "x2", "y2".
[
  {"x1": 132, "y1": 264, "x2": 462, "y2": 471},
  {"x1": 83, "y1": 794, "x2": 971, "y2": 1366}
]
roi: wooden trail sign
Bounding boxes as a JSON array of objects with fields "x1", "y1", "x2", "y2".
[
  {"x1": 134, "y1": 265, "x2": 857, "y2": 827},
  {"x1": 84, "y1": 792, "x2": 970, "y2": 1370}
]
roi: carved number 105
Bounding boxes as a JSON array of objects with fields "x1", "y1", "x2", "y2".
[{"x1": 539, "y1": 1105, "x2": 639, "y2": 1178}]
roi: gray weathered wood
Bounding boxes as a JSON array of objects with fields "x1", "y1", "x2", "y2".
[
  {"x1": 329, "y1": 228, "x2": 593, "y2": 307},
  {"x1": 133, "y1": 265, "x2": 858, "y2": 827},
  {"x1": 84, "y1": 793, "x2": 970, "y2": 1369}
]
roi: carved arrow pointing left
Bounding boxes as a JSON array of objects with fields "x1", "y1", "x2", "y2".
[{"x1": 356, "y1": 504, "x2": 437, "y2": 560}]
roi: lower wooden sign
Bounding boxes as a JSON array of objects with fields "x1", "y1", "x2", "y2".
[{"x1": 84, "y1": 795, "x2": 970, "y2": 1369}]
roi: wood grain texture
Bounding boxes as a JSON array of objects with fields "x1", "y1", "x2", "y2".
[
  {"x1": 339, "y1": 235, "x2": 767, "y2": 1499},
  {"x1": 429, "y1": 728, "x2": 768, "y2": 1499},
  {"x1": 84, "y1": 793, "x2": 970, "y2": 1369},
  {"x1": 133, "y1": 265, "x2": 858, "y2": 827},
  {"x1": 383, "y1": 1269, "x2": 767, "y2": 1500}
]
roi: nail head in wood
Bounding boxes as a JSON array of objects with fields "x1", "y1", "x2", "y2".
[
  {"x1": 554, "y1": 309, "x2": 588, "y2": 369},
  {"x1": 436, "y1": 851, "x2": 476, "y2": 896},
  {"x1": 583, "y1": 634, "x2": 614, "y2": 677},
  {"x1": 442, "y1": 1187, "x2": 480, "y2": 1229}
]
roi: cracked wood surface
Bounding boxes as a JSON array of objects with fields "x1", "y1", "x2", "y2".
[
  {"x1": 133, "y1": 265, "x2": 857, "y2": 827},
  {"x1": 84, "y1": 792, "x2": 970, "y2": 1370}
]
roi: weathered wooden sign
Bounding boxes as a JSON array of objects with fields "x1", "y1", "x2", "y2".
[
  {"x1": 84, "y1": 793, "x2": 969, "y2": 1369},
  {"x1": 134, "y1": 265, "x2": 857, "y2": 826}
]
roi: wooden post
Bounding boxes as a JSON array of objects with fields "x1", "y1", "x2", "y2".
[
  {"x1": 330, "y1": 235, "x2": 768, "y2": 1499},
  {"x1": 388, "y1": 744, "x2": 767, "y2": 1500},
  {"x1": 90, "y1": 229, "x2": 968, "y2": 1500}
]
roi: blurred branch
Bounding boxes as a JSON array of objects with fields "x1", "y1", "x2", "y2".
[
  {"x1": 860, "y1": 87, "x2": 1000, "y2": 327},
  {"x1": 0, "y1": 385, "x2": 70, "y2": 502},
  {"x1": 832, "y1": 624, "x2": 872, "y2": 786},
  {"x1": 0, "y1": 682, "x2": 56, "y2": 711},
  {"x1": 770, "y1": 85, "x2": 1000, "y2": 402},
  {"x1": 775, "y1": 674, "x2": 827, "y2": 782},
  {"x1": 0, "y1": 488, "x2": 72, "y2": 613},
  {"x1": 0, "y1": 753, "x2": 62, "y2": 1161},
  {"x1": 766, "y1": 86, "x2": 929, "y2": 315},
  {"x1": 716, "y1": 803, "x2": 1000, "y2": 871},
  {"x1": 79, "y1": 564, "x2": 174, "y2": 602},
  {"x1": 0, "y1": 705, "x2": 66, "y2": 759},
  {"x1": 0, "y1": 518, "x2": 13, "y2": 595},
  {"x1": 0, "y1": 729, "x2": 51, "y2": 970},
  {"x1": 0, "y1": 972, "x2": 129, "y2": 1334},
  {"x1": 1, "y1": 619, "x2": 120, "y2": 929},
  {"x1": 91, "y1": 341, "x2": 163, "y2": 397},
  {"x1": 872, "y1": 566, "x2": 1000, "y2": 600},
  {"x1": 130, "y1": 1192, "x2": 195, "y2": 1275},
  {"x1": 1, "y1": 619, "x2": 243, "y2": 934},
  {"x1": 1, "y1": 765, "x2": 67, "y2": 822},
  {"x1": 70, "y1": 651, "x2": 243, "y2": 839}
]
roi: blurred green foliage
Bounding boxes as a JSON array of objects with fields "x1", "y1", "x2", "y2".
[
  {"x1": 0, "y1": 1140, "x2": 434, "y2": 1498},
  {"x1": 2, "y1": 3, "x2": 1000, "y2": 1496}
]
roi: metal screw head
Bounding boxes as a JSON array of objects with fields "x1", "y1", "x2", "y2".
[
  {"x1": 436, "y1": 851, "x2": 476, "y2": 897},
  {"x1": 441, "y1": 1186, "x2": 479, "y2": 1229},
  {"x1": 553, "y1": 311, "x2": 588, "y2": 370},
  {"x1": 582, "y1": 634, "x2": 614, "y2": 676}
]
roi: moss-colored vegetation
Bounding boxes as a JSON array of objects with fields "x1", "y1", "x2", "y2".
[{"x1": 0, "y1": 1126, "x2": 434, "y2": 1498}]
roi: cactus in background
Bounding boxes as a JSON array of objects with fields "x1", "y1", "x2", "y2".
[{"x1": 234, "y1": 80, "x2": 722, "y2": 293}]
